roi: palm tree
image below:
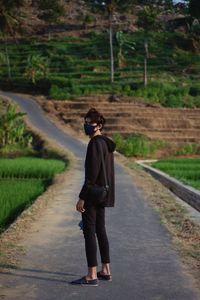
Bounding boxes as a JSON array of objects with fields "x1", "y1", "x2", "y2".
[{"x1": 84, "y1": 0, "x2": 136, "y2": 83}]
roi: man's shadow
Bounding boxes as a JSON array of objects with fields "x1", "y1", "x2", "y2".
[{"x1": 0, "y1": 263, "x2": 80, "y2": 284}]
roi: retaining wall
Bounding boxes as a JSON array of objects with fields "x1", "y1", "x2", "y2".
[{"x1": 138, "y1": 162, "x2": 200, "y2": 212}]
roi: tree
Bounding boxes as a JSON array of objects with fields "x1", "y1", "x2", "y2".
[
  {"x1": 84, "y1": 0, "x2": 136, "y2": 83},
  {"x1": 189, "y1": 0, "x2": 200, "y2": 19},
  {"x1": 0, "y1": 0, "x2": 25, "y2": 79},
  {"x1": 137, "y1": 6, "x2": 160, "y2": 31},
  {"x1": 0, "y1": 0, "x2": 25, "y2": 35},
  {"x1": 34, "y1": 0, "x2": 65, "y2": 39},
  {"x1": 136, "y1": 5, "x2": 160, "y2": 86}
]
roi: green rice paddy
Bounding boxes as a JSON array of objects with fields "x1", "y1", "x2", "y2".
[
  {"x1": 151, "y1": 158, "x2": 200, "y2": 190},
  {"x1": 0, "y1": 157, "x2": 66, "y2": 231}
]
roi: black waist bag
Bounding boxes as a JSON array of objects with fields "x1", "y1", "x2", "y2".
[{"x1": 87, "y1": 140, "x2": 109, "y2": 205}]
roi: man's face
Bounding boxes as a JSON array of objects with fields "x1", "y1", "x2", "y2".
[{"x1": 84, "y1": 118, "x2": 101, "y2": 136}]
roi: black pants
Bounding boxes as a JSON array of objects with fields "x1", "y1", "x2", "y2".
[{"x1": 82, "y1": 203, "x2": 110, "y2": 267}]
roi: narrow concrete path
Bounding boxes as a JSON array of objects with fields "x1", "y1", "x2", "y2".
[{"x1": 0, "y1": 91, "x2": 199, "y2": 300}]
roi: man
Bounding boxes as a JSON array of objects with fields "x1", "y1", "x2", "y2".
[{"x1": 71, "y1": 108, "x2": 116, "y2": 286}]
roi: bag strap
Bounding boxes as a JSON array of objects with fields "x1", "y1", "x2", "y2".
[{"x1": 96, "y1": 139, "x2": 109, "y2": 189}]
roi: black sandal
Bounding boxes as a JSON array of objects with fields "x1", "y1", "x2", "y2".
[
  {"x1": 97, "y1": 271, "x2": 112, "y2": 281},
  {"x1": 70, "y1": 276, "x2": 98, "y2": 286}
]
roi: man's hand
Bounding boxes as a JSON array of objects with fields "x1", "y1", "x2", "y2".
[{"x1": 76, "y1": 199, "x2": 85, "y2": 213}]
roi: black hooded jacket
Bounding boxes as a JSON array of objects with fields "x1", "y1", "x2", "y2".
[{"x1": 79, "y1": 135, "x2": 116, "y2": 207}]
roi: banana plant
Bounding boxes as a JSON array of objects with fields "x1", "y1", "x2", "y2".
[
  {"x1": 116, "y1": 31, "x2": 135, "y2": 68},
  {"x1": 0, "y1": 104, "x2": 26, "y2": 146},
  {"x1": 24, "y1": 54, "x2": 49, "y2": 84}
]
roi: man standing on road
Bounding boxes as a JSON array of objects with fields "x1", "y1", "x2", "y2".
[{"x1": 71, "y1": 108, "x2": 116, "y2": 286}]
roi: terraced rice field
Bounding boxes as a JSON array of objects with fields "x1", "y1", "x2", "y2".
[
  {"x1": 0, "y1": 157, "x2": 66, "y2": 231},
  {"x1": 152, "y1": 158, "x2": 200, "y2": 190}
]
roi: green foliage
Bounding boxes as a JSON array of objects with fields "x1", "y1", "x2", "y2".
[
  {"x1": 133, "y1": 82, "x2": 190, "y2": 107},
  {"x1": 174, "y1": 143, "x2": 200, "y2": 156},
  {"x1": 112, "y1": 132, "x2": 165, "y2": 157},
  {"x1": 49, "y1": 85, "x2": 71, "y2": 100},
  {"x1": 136, "y1": 5, "x2": 160, "y2": 31},
  {"x1": 189, "y1": 85, "x2": 200, "y2": 97},
  {"x1": 82, "y1": 13, "x2": 95, "y2": 29},
  {"x1": 0, "y1": 51, "x2": 6, "y2": 64}
]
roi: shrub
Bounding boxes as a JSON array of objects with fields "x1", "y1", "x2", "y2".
[
  {"x1": 49, "y1": 85, "x2": 71, "y2": 100},
  {"x1": 174, "y1": 143, "x2": 200, "y2": 156},
  {"x1": 163, "y1": 94, "x2": 183, "y2": 108},
  {"x1": 113, "y1": 133, "x2": 165, "y2": 157},
  {"x1": 189, "y1": 85, "x2": 200, "y2": 97}
]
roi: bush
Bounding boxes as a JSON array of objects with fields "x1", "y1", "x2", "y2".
[
  {"x1": 189, "y1": 85, "x2": 200, "y2": 97},
  {"x1": 193, "y1": 96, "x2": 200, "y2": 107},
  {"x1": 174, "y1": 143, "x2": 200, "y2": 156},
  {"x1": 163, "y1": 94, "x2": 183, "y2": 108},
  {"x1": 113, "y1": 133, "x2": 165, "y2": 157},
  {"x1": 50, "y1": 76, "x2": 71, "y2": 88},
  {"x1": 49, "y1": 85, "x2": 71, "y2": 100}
]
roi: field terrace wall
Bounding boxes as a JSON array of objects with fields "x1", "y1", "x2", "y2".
[{"x1": 41, "y1": 96, "x2": 200, "y2": 144}]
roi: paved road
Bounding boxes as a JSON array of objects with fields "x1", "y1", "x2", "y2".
[{"x1": 0, "y1": 91, "x2": 199, "y2": 300}]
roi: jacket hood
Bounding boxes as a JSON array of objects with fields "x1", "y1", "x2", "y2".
[{"x1": 99, "y1": 135, "x2": 116, "y2": 153}]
